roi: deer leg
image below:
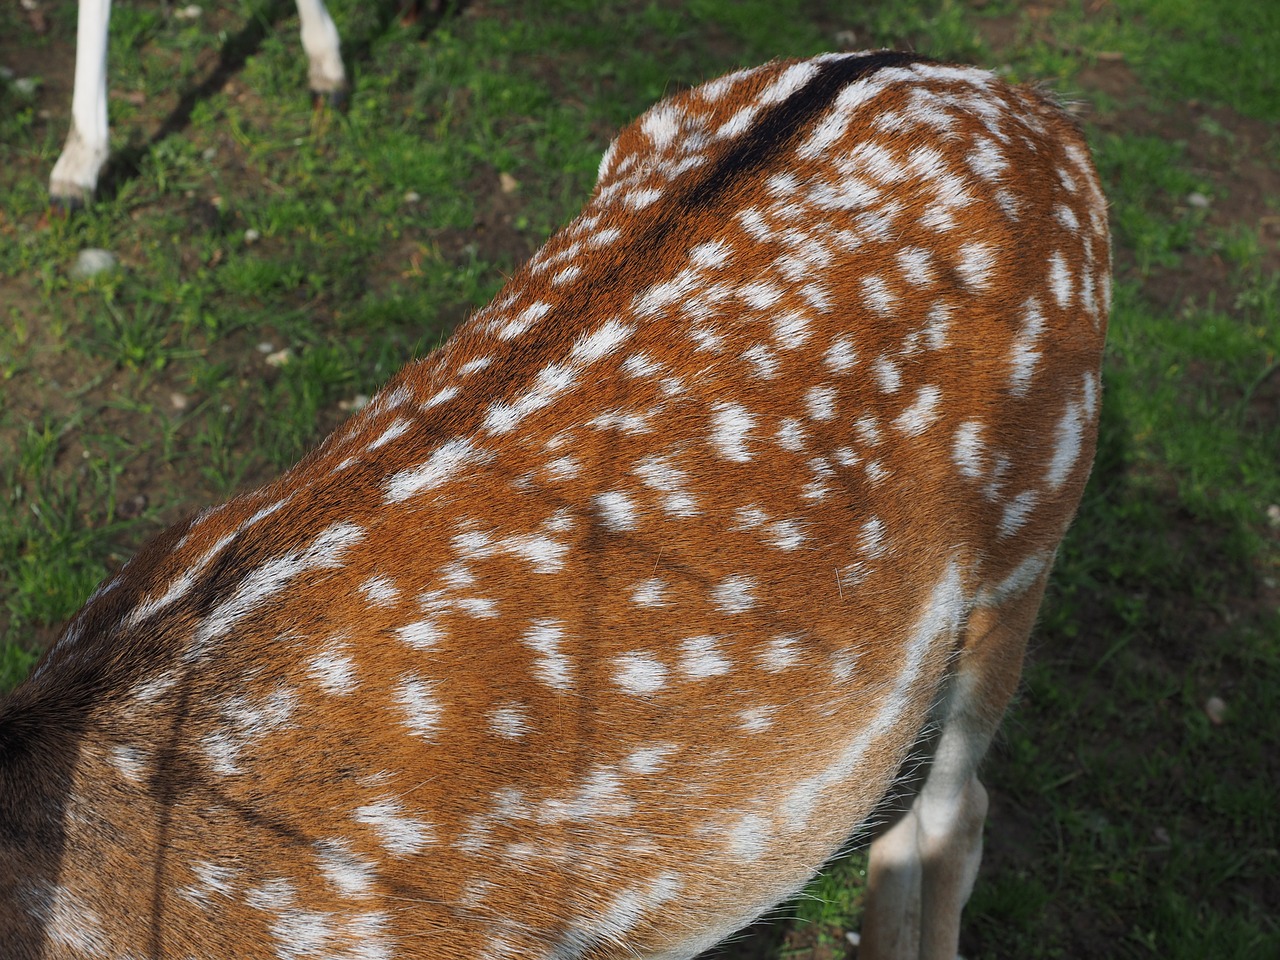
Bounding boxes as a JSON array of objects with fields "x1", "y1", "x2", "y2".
[
  {"x1": 861, "y1": 568, "x2": 1051, "y2": 960},
  {"x1": 294, "y1": 0, "x2": 348, "y2": 105},
  {"x1": 50, "y1": 0, "x2": 112, "y2": 206}
]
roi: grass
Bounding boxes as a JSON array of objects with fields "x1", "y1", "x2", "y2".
[{"x1": 1, "y1": 0, "x2": 1277, "y2": 956}]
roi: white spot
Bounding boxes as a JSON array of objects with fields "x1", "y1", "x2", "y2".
[
  {"x1": 798, "y1": 79, "x2": 888, "y2": 159},
  {"x1": 1048, "y1": 251, "x2": 1073, "y2": 308},
  {"x1": 897, "y1": 246, "x2": 935, "y2": 286},
  {"x1": 385, "y1": 438, "x2": 491, "y2": 502},
  {"x1": 727, "y1": 813, "x2": 770, "y2": 861},
  {"x1": 776, "y1": 417, "x2": 807, "y2": 451},
  {"x1": 737, "y1": 207, "x2": 773, "y2": 241},
  {"x1": 523, "y1": 619, "x2": 573, "y2": 691},
  {"x1": 1010, "y1": 297, "x2": 1046, "y2": 395},
  {"x1": 862, "y1": 275, "x2": 896, "y2": 313},
  {"x1": 631, "y1": 578, "x2": 668, "y2": 608},
  {"x1": 806, "y1": 385, "x2": 838, "y2": 422},
  {"x1": 367, "y1": 417, "x2": 412, "y2": 451},
  {"x1": 766, "y1": 518, "x2": 807, "y2": 551},
  {"x1": 634, "y1": 455, "x2": 699, "y2": 518},
  {"x1": 893, "y1": 384, "x2": 942, "y2": 436},
  {"x1": 572, "y1": 319, "x2": 635, "y2": 364},
  {"x1": 738, "y1": 706, "x2": 776, "y2": 733},
  {"x1": 956, "y1": 243, "x2": 995, "y2": 288},
  {"x1": 496, "y1": 300, "x2": 551, "y2": 340},
  {"x1": 717, "y1": 105, "x2": 761, "y2": 139},
  {"x1": 613, "y1": 652, "x2": 668, "y2": 694},
  {"x1": 742, "y1": 343, "x2": 780, "y2": 379},
  {"x1": 760, "y1": 634, "x2": 801, "y2": 672},
  {"x1": 190, "y1": 522, "x2": 364, "y2": 657},
  {"x1": 855, "y1": 416, "x2": 882, "y2": 445},
  {"x1": 642, "y1": 104, "x2": 681, "y2": 148},
  {"x1": 504, "y1": 533, "x2": 569, "y2": 574},
  {"x1": 623, "y1": 743, "x2": 678, "y2": 774},
  {"x1": 999, "y1": 491, "x2": 1039, "y2": 537},
  {"x1": 354, "y1": 798, "x2": 434, "y2": 856},
  {"x1": 874, "y1": 357, "x2": 902, "y2": 393},
  {"x1": 741, "y1": 281, "x2": 782, "y2": 310},
  {"x1": 396, "y1": 618, "x2": 443, "y2": 651},
  {"x1": 109, "y1": 744, "x2": 147, "y2": 784},
  {"x1": 626, "y1": 186, "x2": 664, "y2": 210},
  {"x1": 691, "y1": 239, "x2": 731, "y2": 269},
  {"x1": 858, "y1": 517, "x2": 887, "y2": 558},
  {"x1": 977, "y1": 551, "x2": 1051, "y2": 607},
  {"x1": 712, "y1": 575, "x2": 756, "y2": 615},
  {"x1": 679, "y1": 635, "x2": 732, "y2": 679},
  {"x1": 595, "y1": 490, "x2": 639, "y2": 532},
  {"x1": 953, "y1": 421, "x2": 986, "y2": 480},
  {"x1": 925, "y1": 302, "x2": 951, "y2": 349},
  {"x1": 761, "y1": 60, "x2": 819, "y2": 103},
  {"x1": 359, "y1": 575, "x2": 400, "y2": 606},
  {"x1": 309, "y1": 644, "x2": 358, "y2": 695},
  {"x1": 709, "y1": 403, "x2": 756, "y2": 462},
  {"x1": 395, "y1": 676, "x2": 443, "y2": 739},
  {"x1": 457, "y1": 356, "x2": 492, "y2": 377},
  {"x1": 824, "y1": 336, "x2": 857, "y2": 372},
  {"x1": 1046, "y1": 396, "x2": 1086, "y2": 490},
  {"x1": 490, "y1": 704, "x2": 530, "y2": 739},
  {"x1": 544, "y1": 455, "x2": 581, "y2": 481},
  {"x1": 315, "y1": 839, "x2": 377, "y2": 899}
]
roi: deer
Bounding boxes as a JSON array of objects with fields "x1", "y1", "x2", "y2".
[
  {"x1": 48, "y1": 0, "x2": 347, "y2": 206},
  {"x1": 4, "y1": 50, "x2": 1110, "y2": 960}
]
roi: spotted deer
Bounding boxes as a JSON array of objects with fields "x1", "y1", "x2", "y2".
[
  {"x1": 4, "y1": 51, "x2": 1109, "y2": 960},
  {"x1": 49, "y1": 0, "x2": 347, "y2": 205}
]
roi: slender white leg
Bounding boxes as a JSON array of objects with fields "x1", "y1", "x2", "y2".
[
  {"x1": 860, "y1": 573, "x2": 1049, "y2": 960},
  {"x1": 294, "y1": 0, "x2": 348, "y2": 99},
  {"x1": 50, "y1": 0, "x2": 113, "y2": 204}
]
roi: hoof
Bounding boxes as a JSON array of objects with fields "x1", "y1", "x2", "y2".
[
  {"x1": 311, "y1": 87, "x2": 350, "y2": 112},
  {"x1": 48, "y1": 191, "x2": 88, "y2": 215}
]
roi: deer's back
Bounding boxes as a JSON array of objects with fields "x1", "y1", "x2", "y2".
[{"x1": 1, "y1": 53, "x2": 1108, "y2": 960}]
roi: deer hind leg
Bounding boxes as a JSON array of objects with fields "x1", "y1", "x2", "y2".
[
  {"x1": 860, "y1": 566, "x2": 1052, "y2": 960},
  {"x1": 294, "y1": 0, "x2": 348, "y2": 104},
  {"x1": 50, "y1": 0, "x2": 113, "y2": 206}
]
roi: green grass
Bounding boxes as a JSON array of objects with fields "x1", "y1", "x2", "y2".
[{"x1": 1, "y1": 0, "x2": 1278, "y2": 957}]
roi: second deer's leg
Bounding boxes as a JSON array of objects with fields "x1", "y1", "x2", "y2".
[
  {"x1": 49, "y1": 0, "x2": 113, "y2": 205},
  {"x1": 294, "y1": 0, "x2": 348, "y2": 103},
  {"x1": 860, "y1": 568, "x2": 1052, "y2": 960}
]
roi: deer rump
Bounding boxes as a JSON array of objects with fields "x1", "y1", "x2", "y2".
[{"x1": 3, "y1": 52, "x2": 1108, "y2": 960}]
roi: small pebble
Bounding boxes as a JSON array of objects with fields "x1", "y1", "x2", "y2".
[
  {"x1": 170, "y1": 392, "x2": 190, "y2": 411},
  {"x1": 256, "y1": 342, "x2": 275, "y2": 354},
  {"x1": 1204, "y1": 696, "x2": 1226, "y2": 726},
  {"x1": 1187, "y1": 191, "x2": 1210, "y2": 209},
  {"x1": 499, "y1": 172, "x2": 520, "y2": 194},
  {"x1": 13, "y1": 77, "x2": 38, "y2": 96},
  {"x1": 174, "y1": 4, "x2": 203, "y2": 19},
  {"x1": 265, "y1": 348, "x2": 293, "y2": 368},
  {"x1": 244, "y1": 227, "x2": 261, "y2": 245},
  {"x1": 71, "y1": 248, "x2": 119, "y2": 279},
  {"x1": 1266, "y1": 504, "x2": 1280, "y2": 528},
  {"x1": 403, "y1": 190, "x2": 421, "y2": 204}
]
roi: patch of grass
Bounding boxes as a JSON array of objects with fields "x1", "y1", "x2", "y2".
[{"x1": 1092, "y1": 133, "x2": 1210, "y2": 275}]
